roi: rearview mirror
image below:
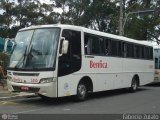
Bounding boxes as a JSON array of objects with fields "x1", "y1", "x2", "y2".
[{"x1": 59, "y1": 37, "x2": 69, "y2": 56}]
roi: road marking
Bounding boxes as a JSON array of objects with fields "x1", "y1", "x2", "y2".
[
  {"x1": 0, "y1": 101, "x2": 18, "y2": 105},
  {"x1": 0, "y1": 100, "x2": 34, "y2": 108},
  {"x1": 2, "y1": 102, "x2": 7, "y2": 105},
  {"x1": 63, "y1": 108, "x2": 71, "y2": 111},
  {"x1": 14, "y1": 107, "x2": 48, "y2": 114}
]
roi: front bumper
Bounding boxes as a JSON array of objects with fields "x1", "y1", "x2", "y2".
[{"x1": 7, "y1": 80, "x2": 57, "y2": 98}]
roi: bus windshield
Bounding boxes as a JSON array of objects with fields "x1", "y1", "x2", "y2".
[{"x1": 9, "y1": 28, "x2": 60, "y2": 70}]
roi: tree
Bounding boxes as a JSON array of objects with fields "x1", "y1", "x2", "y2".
[
  {"x1": 13, "y1": 1, "x2": 43, "y2": 27},
  {"x1": 0, "y1": 0, "x2": 15, "y2": 37},
  {"x1": 81, "y1": 0, "x2": 119, "y2": 34},
  {"x1": 124, "y1": 0, "x2": 160, "y2": 43},
  {"x1": 55, "y1": 0, "x2": 119, "y2": 34},
  {"x1": 0, "y1": 0, "x2": 159, "y2": 43},
  {"x1": 37, "y1": 3, "x2": 60, "y2": 24},
  {"x1": 65, "y1": 0, "x2": 90, "y2": 25},
  {"x1": 54, "y1": 0, "x2": 69, "y2": 23},
  {"x1": 0, "y1": 0, "x2": 14, "y2": 27},
  {"x1": 0, "y1": 0, "x2": 58, "y2": 37}
]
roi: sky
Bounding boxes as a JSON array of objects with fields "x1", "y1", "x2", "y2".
[{"x1": 0, "y1": 10, "x2": 4, "y2": 15}]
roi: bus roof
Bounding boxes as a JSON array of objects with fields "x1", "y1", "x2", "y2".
[
  {"x1": 19, "y1": 24, "x2": 153, "y2": 47},
  {"x1": 153, "y1": 46, "x2": 160, "y2": 49}
]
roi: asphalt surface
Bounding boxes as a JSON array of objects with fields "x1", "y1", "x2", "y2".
[{"x1": 0, "y1": 83, "x2": 160, "y2": 114}]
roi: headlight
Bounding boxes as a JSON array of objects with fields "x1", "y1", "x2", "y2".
[{"x1": 39, "y1": 77, "x2": 56, "y2": 83}]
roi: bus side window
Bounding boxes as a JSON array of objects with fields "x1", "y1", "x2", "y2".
[
  {"x1": 110, "y1": 40, "x2": 118, "y2": 56},
  {"x1": 84, "y1": 37, "x2": 92, "y2": 55},
  {"x1": 117, "y1": 41, "x2": 122, "y2": 57},
  {"x1": 122, "y1": 42, "x2": 127, "y2": 58},
  {"x1": 150, "y1": 47, "x2": 153, "y2": 60},
  {"x1": 133, "y1": 45, "x2": 136, "y2": 58},
  {"x1": 84, "y1": 33, "x2": 105, "y2": 55},
  {"x1": 105, "y1": 38, "x2": 111, "y2": 56},
  {"x1": 155, "y1": 58, "x2": 158, "y2": 69}
]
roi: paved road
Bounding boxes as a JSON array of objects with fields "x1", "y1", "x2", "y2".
[{"x1": 0, "y1": 84, "x2": 160, "y2": 114}]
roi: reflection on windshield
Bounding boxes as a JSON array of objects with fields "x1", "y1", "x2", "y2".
[
  {"x1": 9, "y1": 30, "x2": 34, "y2": 68},
  {"x1": 9, "y1": 28, "x2": 60, "y2": 70}
]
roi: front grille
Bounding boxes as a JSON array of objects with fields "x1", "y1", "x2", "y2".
[
  {"x1": 13, "y1": 72, "x2": 39, "y2": 76},
  {"x1": 12, "y1": 86, "x2": 40, "y2": 93}
]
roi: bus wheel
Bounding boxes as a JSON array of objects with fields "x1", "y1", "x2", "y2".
[
  {"x1": 75, "y1": 82, "x2": 87, "y2": 101},
  {"x1": 130, "y1": 78, "x2": 138, "y2": 92}
]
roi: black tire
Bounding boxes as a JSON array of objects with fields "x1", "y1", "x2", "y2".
[
  {"x1": 130, "y1": 78, "x2": 138, "y2": 92},
  {"x1": 75, "y1": 82, "x2": 87, "y2": 101},
  {"x1": 38, "y1": 94, "x2": 51, "y2": 100}
]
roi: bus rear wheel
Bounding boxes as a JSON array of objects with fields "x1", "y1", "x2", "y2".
[
  {"x1": 130, "y1": 78, "x2": 138, "y2": 92},
  {"x1": 75, "y1": 82, "x2": 87, "y2": 101}
]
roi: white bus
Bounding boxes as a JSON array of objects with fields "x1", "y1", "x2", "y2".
[
  {"x1": 7, "y1": 24, "x2": 154, "y2": 101},
  {"x1": 154, "y1": 46, "x2": 160, "y2": 83}
]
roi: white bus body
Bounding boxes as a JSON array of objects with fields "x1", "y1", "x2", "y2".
[
  {"x1": 154, "y1": 46, "x2": 160, "y2": 83},
  {"x1": 7, "y1": 24, "x2": 154, "y2": 100}
]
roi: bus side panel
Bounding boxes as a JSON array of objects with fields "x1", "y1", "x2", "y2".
[
  {"x1": 57, "y1": 55, "x2": 124, "y2": 97},
  {"x1": 81, "y1": 56, "x2": 124, "y2": 91},
  {"x1": 154, "y1": 69, "x2": 160, "y2": 83},
  {"x1": 57, "y1": 58, "x2": 154, "y2": 97},
  {"x1": 154, "y1": 50, "x2": 160, "y2": 83},
  {"x1": 57, "y1": 73, "x2": 114, "y2": 97},
  {"x1": 123, "y1": 59, "x2": 154, "y2": 86},
  {"x1": 57, "y1": 75, "x2": 82, "y2": 97}
]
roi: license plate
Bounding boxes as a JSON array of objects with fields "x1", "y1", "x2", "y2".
[{"x1": 21, "y1": 86, "x2": 29, "y2": 91}]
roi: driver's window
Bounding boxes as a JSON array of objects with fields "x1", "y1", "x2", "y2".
[{"x1": 58, "y1": 29, "x2": 81, "y2": 76}]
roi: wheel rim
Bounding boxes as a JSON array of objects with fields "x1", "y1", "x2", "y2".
[{"x1": 77, "y1": 84, "x2": 87, "y2": 99}]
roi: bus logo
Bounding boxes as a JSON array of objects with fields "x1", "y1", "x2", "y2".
[{"x1": 90, "y1": 60, "x2": 107, "y2": 68}]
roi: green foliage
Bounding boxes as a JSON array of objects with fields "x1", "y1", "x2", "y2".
[
  {"x1": 0, "y1": 0, "x2": 159, "y2": 43},
  {"x1": 124, "y1": 0, "x2": 160, "y2": 42},
  {"x1": 84, "y1": 0, "x2": 118, "y2": 33}
]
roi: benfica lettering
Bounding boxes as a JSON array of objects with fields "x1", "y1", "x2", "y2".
[{"x1": 90, "y1": 60, "x2": 107, "y2": 68}]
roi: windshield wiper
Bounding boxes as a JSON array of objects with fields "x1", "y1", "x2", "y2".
[
  {"x1": 10, "y1": 42, "x2": 17, "y2": 54},
  {"x1": 15, "y1": 46, "x2": 28, "y2": 68}
]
